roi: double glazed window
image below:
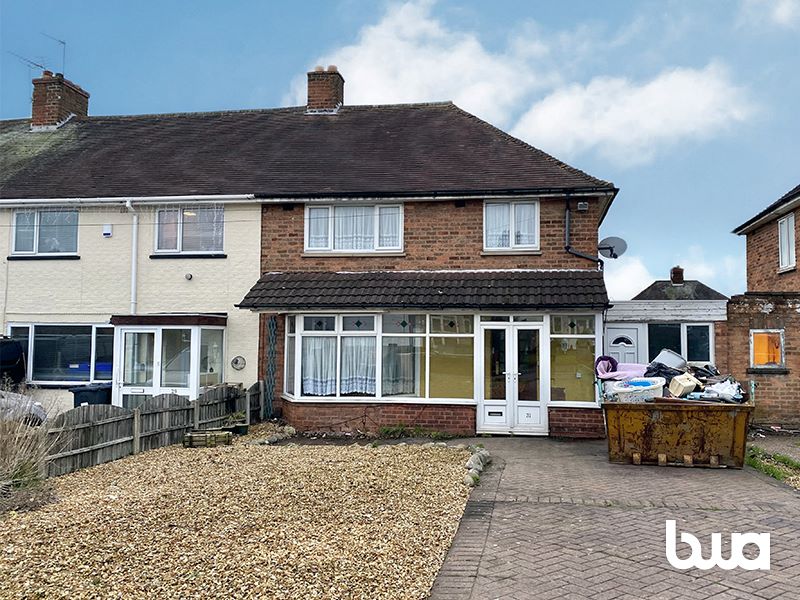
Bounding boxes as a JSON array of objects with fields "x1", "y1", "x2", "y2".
[
  {"x1": 778, "y1": 212, "x2": 796, "y2": 271},
  {"x1": 156, "y1": 206, "x2": 224, "y2": 253},
  {"x1": 305, "y1": 205, "x2": 403, "y2": 252},
  {"x1": 647, "y1": 323, "x2": 712, "y2": 363},
  {"x1": 550, "y1": 315, "x2": 596, "y2": 402},
  {"x1": 484, "y1": 200, "x2": 539, "y2": 251},
  {"x1": 13, "y1": 209, "x2": 78, "y2": 255},
  {"x1": 751, "y1": 330, "x2": 784, "y2": 369},
  {"x1": 9, "y1": 324, "x2": 113, "y2": 383}
]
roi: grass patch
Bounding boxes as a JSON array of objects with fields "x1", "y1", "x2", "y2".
[{"x1": 746, "y1": 446, "x2": 800, "y2": 486}]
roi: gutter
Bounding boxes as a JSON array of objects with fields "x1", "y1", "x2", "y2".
[
  {"x1": 732, "y1": 195, "x2": 800, "y2": 235},
  {"x1": 0, "y1": 194, "x2": 255, "y2": 208},
  {"x1": 564, "y1": 196, "x2": 604, "y2": 270}
]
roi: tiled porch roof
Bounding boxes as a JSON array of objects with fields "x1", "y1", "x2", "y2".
[{"x1": 237, "y1": 270, "x2": 609, "y2": 311}]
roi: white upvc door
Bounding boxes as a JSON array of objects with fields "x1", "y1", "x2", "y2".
[{"x1": 477, "y1": 323, "x2": 548, "y2": 435}]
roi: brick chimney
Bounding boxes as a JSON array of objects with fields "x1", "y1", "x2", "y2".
[
  {"x1": 31, "y1": 70, "x2": 89, "y2": 128},
  {"x1": 670, "y1": 265, "x2": 685, "y2": 285},
  {"x1": 306, "y1": 65, "x2": 344, "y2": 112}
]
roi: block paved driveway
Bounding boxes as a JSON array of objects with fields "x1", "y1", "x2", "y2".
[{"x1": 430, "y1": 437, "x2": 800, "y2": 600}]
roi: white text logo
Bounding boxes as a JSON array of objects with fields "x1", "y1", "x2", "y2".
[{"x1": 665, "y1": 520, "x2": 770, "y2": 570}]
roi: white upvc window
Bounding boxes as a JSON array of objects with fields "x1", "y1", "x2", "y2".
[
  {"x1": 646, "y1": 323, "x2": 714, "y2": 364},
  {"x1": 155, "y1": 206, "x2": 224, "y2": 254},
  {"x1": 304, "y1": 204, "x2": 403, "y2": 252},
  {"x1": 778, "y1": 212, "x2": 796, "y2": 271},
  {"x1": 12, "y1": 209, "x2": 79, "y2": 255},
  {"x1": 483, "y1": 200, "x2": 540, "y2": 251}
]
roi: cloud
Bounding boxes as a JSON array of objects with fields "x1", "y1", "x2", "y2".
[
  {"x1": 739, "y1": 0, "x2": 800, "y2": 30},
  {"x1": 604, "y1": 256, "x2": 656, "y2": 301},
  {"x1": 283, "y1": 0, "x2": 547, "y2": 126},
  {"x1": 511, "y1": 63, "x2": 754, "y2": 167},
  {"x1": 673, "y1": 245, "x2": 746, "y2": 297}
]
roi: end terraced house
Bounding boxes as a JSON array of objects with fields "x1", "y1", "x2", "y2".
[{"x1": 1, "y1": 67, "x2": 618, "y2": 437}]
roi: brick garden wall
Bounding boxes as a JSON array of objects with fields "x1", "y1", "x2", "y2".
[
  {"x1": 548, "y1": 408, "x2": 606, "y2": 439},
  {"x1": 727, "y1": 293, "x2": 800, "y2": 426},
  {"x1": 746, "y1": 207, "x2": 799, "y2": 292},
  {"x1": 261, "y1": 197, "x2": 602, "y2": 272}
]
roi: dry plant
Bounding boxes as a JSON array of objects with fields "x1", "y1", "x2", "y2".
[{"x1": 0, "y1": 386, "x2": 60, "y2": 513}]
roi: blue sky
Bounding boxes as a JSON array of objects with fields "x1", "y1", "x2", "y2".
[{"x1": 2, "y1": 0, "x2": 798, "y2": 299}]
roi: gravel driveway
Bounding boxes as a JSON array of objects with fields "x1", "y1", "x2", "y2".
[{"x1": 0, "y1": 442, "x2": 470, "y2": 599}]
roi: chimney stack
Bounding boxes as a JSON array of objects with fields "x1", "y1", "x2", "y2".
[
  {"x1": 31, "y1": 70, "x2": 90, "y2": 128},
  {"x1": 670, "y1": 265, "x2": 685, "y2": 286},
  {"x1": 306, "y1": 65, "x2": 344, "y2": 112}
]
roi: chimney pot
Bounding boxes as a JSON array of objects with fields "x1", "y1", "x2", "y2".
[
  {"x1": 327, "y1": 65, "x2": 338, "y2": 72},
  {"x1": 670, "y1": 265, "x2": 685, "y2": 285},
  {"x1": 314, "y1": 65, "x2": 325, "y2": 72}
]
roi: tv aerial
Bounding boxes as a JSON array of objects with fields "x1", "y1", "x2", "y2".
[{"x1": 598, "y1": 236, "x2": 627, "y2": 259}]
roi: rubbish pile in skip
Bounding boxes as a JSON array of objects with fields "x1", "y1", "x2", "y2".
[{"x1": 595, "y1": 349, "x2": 746, "y2": 404}]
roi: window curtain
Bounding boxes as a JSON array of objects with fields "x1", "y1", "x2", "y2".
[
  {"x1": 485, "y1": 204, "x2": 510, "y2": 248},
  {"x1": 378, "y1": 206, "x2": 401, "y2": 248},
  {"x1": 14, "y1": 212, "x2": 35, "y2": 252},
  {"x1": 38, "y1": 211, "x2": 78, "y2": 253},
  {"x1": 335, "y1": 206, "x2": 374, "y2": 250},
  {"x1": 308, "y1": 207, "x2": 330, "y2": 248},
  {"x1": 301, "y1": 337, "x2": 336, "y2": 396},
  {"x1": 157, "y1": 209, "x2": 180, "y2": 250},
  {"x1": 182, "y1": 207, "x2": 223, "y2": 252},
  {"x1": 340, "y1": 337, "x2": 376, "y2": 395},
  {"x1": 514, "y1": 203, "x2": 537, "y2": 246},
  {"x1": 382, "y1": 338, "x2": 421, "y2": 396}
]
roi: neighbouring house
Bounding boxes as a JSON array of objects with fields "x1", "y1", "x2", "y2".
[
  {"x1": 0, "y1": 71, "x2": 262, "y2": 411},
  {"x1": 729, "y1": 183, "x2": 800, "y2": 426},
  {"x1": 236, "y1": 67, "x2": 618, "y2": 438},
  {"x1": 605, "y1": 266, "x2": 728, "y2": 369}
]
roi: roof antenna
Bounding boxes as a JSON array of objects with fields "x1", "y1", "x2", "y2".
[
  {"x1": 41, "y1": 32, "x2": 66, "y2": 74},
  {"x1": 7, "y1": 51, "x2": 46, "y2": 71}
]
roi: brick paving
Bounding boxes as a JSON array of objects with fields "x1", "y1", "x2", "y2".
[{"x1": 430, "y1": 438, "x2": 800, "y2": 600}]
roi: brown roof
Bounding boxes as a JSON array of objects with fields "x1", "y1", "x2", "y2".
[
  {"x1": 237, "y1": 270, "x2": 609, "y2": 311},
  {"x1": 0, "y1": 102, "x2": 615, "y2": 200},
  {"x1": 632, "y1": 280, "x2": 728, "y2": 301}
]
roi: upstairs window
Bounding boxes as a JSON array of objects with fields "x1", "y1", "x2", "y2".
[
  {"x1": 305, "y1": 205, "x2": 403, "y2": 252},
  {"x1": 778, "y1": 212, "x2": 796, "y2": 271},
  {"x1": 13, "y1": 209, "x2": 78, "y2": 255},
  {"x1": 484, "y1": 200, "x2": 539, "y2": 251},
  {"x1": 156, "y1": 206, "x2": 224, "y2": 253}
]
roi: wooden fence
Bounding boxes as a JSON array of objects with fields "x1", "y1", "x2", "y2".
[{"x1": 46, "y1": 382, "x2": 266, "y2": 477}]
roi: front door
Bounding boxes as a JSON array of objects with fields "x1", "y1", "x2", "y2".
[
  {"x1": 606, "y1": 326, "x2": 640, "y2": 363},
  {"x1": 479, "y1": 324, "x2": 548, "y2": 434},
  {"x1": 116, "y1": 329, "x2": 157, "y2": 408}
]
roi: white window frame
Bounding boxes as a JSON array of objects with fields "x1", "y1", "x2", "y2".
[
  {"x1": 302, "y1": 204, "x2": 404, "y2": 253},
  {"x1": 11, "y1": 209, "x2": 79, "y2": 256},
  {"x1": 749, "y1": 329, "x2": 785, "y2": 369},
  {"x1": 646, "y1": 322, "x2": 714, "y2": 365},
  {"x1": 778, "y1": 212, "x2": 796, "y2": 271},
  {"x1": 154, "y1": 206, "x2": 225, "y2": 254},
  {"x1": 483, "y1": 200, "x2": 540, "y2": 252},
  {"x1": 548, "y1": 313, "x2": 602, "y2": 406},
  {"x1": 7, "y1": 323, "x2": 113, "y2": 385}
]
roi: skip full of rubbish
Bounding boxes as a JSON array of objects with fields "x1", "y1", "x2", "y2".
[{"x1": 596, "y1": 351, "x2": 746, "y2": 404}]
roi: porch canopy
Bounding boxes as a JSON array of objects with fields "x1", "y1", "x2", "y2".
[{"x1": 237, "y1": 270, "x2": 609, "y2": 311}]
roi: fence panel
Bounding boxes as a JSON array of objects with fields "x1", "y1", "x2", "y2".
[{"x1": 138, "y1": 394, "x2": 194, "y2": 452}]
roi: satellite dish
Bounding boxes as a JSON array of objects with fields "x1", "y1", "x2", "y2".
[{"x1": 598, "y1": 236, "x2": 627, "y2": 259}]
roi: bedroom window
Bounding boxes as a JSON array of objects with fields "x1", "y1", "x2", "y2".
[
  {"x1": 483, "y1": 200, "x2": 539, "y2": 251},
  {"x1": 778, "y1": 212, "x2": 796, "y2": 271},
  {"x1": 304, "y1": 205, "x2": 403, "y2": 252},
  {"x1": 13, "y1": 209, "x2": 78, "y2": 255},
  {"x1": 155, "y1": 206, "x2": 224, "y2": 253}
]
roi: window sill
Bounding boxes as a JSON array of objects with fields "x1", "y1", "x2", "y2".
[
  {"x1": 481, "y1": 249, "x2": 541, "y2": 256},
  {"x1": 7, "y1": 254, "x2": 80, "y2": 261},
  {"x1": 747, "y1": 367, "x2": 789, "y2": 375},
  {"x1": 777, "y1": 265, "x2": 796, "y2": 274},
  {"x1": 149, "y1": 253, "x2": 227, "y2": 259},
  {"x1": 302, "y1": 251, "x2": 406, "y2": 258},
  {"x1": 283, "y1": 396, "x2": 477, "y2": 405},
  {"x1": 548, "y1": 401, "x2": 602, "y2": 409}
]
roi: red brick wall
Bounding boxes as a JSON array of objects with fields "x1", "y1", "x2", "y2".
[
  {"x1": 31, "y1": 71, "x2": 89, "y2": 127},
  {"x1": 548, "y1": 407, "x2": 606, "y2": 438},
  {"x1": 257, "y1": 313, "x2": 286, "y2": 415},
  {"x1": 261, "y1": 197, "x2": 601, "y2": 272},
  {"x1": 746, "y1": 208, "x2": 799, "y2": 292},
  {"x1": 283, "y1": 400, "x2": 476, "y2": 435},
  {"x1": 306, "y1": 68, "x2": 344, "y2": 110},
  {"x1": 713, "y1": 321, "x2": 729, "y2": 373},
  {"x1": 727, "y1": 294, "x2": 800, "y2": 426}
]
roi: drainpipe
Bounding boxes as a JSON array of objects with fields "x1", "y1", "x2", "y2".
[
  {"x1": 127, "y1": 199, "x2": 139, "y2": 314},
  {"x1": 565, "y1": 196, "x2": 604, "y2": 270}
]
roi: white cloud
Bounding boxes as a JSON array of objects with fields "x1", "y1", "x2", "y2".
[
  {"x1": 673, "y1": 245, "x2": 746, "y2": 297},
  {"x1": 604, "y1": 256, "x2": 656, "y2": 301},
  {"x1": 511, "y1": 63, "x2": 754, "y2": 167},
  {"x1": 283, "y1": 0, "x2": 547, "y2": 126},
  {"x1": 740, "y1": 0, "x2": 800, "y2": 30}
]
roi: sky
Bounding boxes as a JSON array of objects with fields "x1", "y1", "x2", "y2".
[{"x1": 1, "y1": 0, "x2": 798, "y2": 300}]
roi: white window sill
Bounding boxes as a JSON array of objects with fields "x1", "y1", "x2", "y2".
[
  {"x1": 481, "y1": 249, "x2": 541, "y2": 256},
  {"x1": 548, "y1": 402, "x2": 602, "y2": 409},
  {"x1": 302, "y1": 251, "x2": 406, "y2": 257},
  {"x1": 281, "y1": 395, "x2": 477, "y2": 405},
  {"x1": 777, "y1": 265, "x2": 796, "y2": 274}
]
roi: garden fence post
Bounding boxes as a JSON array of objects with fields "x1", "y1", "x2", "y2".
[
  {"x1": 259, "y1": 380, "x2": 265, "y2": 421},
  {"x1": 193, "y1": 400, "x2": 200, "y2": 431},
  {"x1": 133, "y1": 408, "x2": 141, "y2": 455},
  {"x1": 245, "y1": 388, "x2": 252, "y2": 425}
]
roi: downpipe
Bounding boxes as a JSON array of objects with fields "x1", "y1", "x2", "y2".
[{"x1": 127, "y1": 199, "x2": 139, "y2": 315}]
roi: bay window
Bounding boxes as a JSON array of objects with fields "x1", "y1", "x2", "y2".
[
  {"x1": 155, "y1": 206, "x2": 224, "y2": 253},
  {"x1": 484, "y1": 200, "x2": 539, "y2": 251},
  {"x1": 304, "y1": 205, "x2": 403, "y2": 252},
  {"x1": 13, "y1": 209, "x2": 78, "y2": 255}
]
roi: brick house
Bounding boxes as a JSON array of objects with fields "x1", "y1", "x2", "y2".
[
  {"x1": 728, "y1": 184, "x2": 800, "y2": 425},
  {"x1": 237, "y1": 67, "x2": 619, "y2": 437}
]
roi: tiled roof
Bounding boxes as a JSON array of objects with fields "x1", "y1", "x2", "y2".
[
  {"x1": 733, "y1": 183, "x2": 800, "y2": 234},
  {"x1": 237, "y1": 270, "x2": 609, "y2": 311},
  {"x1": 632, "y1": 280, "x2": 728, "y2": 301},
  {"x1": 0, "y1": 102, "x2": 615, "y2": 200}
]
